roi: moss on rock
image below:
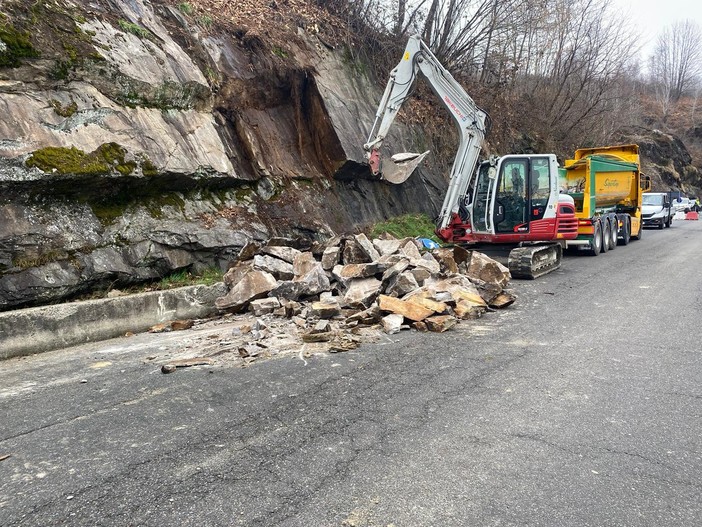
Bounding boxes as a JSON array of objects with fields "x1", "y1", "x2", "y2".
[
  {"x1": 26, "y1": 146, "x2": 110, "y2": 175},
  {"x1": 0, "y1": 23, "x2": 40, "y2": 67},
  {"x1": 49, "y1": 98, "x2": 78, "y2": 117},
  {"x1": 25, "y1": 143, "x2": 136, "y2": 176}
]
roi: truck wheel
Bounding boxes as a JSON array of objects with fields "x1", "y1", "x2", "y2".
[
  {"x1": 665, "y1": 216, "x2": 672, "y2": 228},
  {"x1": 658, "y1": 219, "x2": 664, "y2": 229},
  {"x1": 608, "y1": 218, "x2": 618, "y2": 250},
  {"x1": 618, "y1": 217, "x2": 631, "y2": 246},
  {"x1": 587, "y1": 222, "x2": 602, "y2": 256},
  {"x1": 601, "y1": 221, "x2": 610, "y2": 253}
]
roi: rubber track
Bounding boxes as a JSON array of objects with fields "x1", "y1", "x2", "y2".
[{"x1": 508, "y1": 244, "x2": 562, "y2": 280}]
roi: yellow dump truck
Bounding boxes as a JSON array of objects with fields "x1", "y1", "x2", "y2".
[{"x1": 559, "y1": 144, "x2": 651, "y2": 255}]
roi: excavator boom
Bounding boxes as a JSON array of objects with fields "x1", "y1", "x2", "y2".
[{"x1": 364, "y1": 35, "x2": 488, "y2": 230}]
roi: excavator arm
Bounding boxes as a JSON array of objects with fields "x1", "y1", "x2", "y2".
[{"x1": 364, "y1": 35, "x2": 489, "y2": 229}]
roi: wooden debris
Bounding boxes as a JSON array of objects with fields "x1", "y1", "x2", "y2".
[{"x1": 161, "y1": 357, "x2": 215, "y2": 373}]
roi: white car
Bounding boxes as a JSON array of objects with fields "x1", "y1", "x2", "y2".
[{"x1": 673, "y1": 198, "x2": 693, "y2": 212}]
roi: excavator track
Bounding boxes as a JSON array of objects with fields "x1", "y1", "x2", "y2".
[{"x1": 508, "y1": 243, "x2": 563, "y2": 279}]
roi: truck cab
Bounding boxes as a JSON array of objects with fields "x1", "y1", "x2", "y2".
[{"x1": 642, "y1": 192, "x2": 674, "y2": 229}]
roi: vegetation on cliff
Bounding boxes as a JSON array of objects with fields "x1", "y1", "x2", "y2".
[{"x1": 26, "y1": 144, "x2": 136, "y2": 176}]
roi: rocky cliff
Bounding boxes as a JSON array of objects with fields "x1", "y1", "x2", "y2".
[{"x1": 0, "y1": 0, "x2": 446, "y2": 310}]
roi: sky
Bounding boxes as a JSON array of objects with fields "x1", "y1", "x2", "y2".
[{"x1": 612, "y1": 0, "x2": 702, "y2": 61}]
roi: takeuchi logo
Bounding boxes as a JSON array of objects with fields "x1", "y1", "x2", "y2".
[{"x1": 444, "y1": 95, "x2": 468, "y2": 122}]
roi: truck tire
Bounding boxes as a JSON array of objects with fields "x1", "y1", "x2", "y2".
[
  {"x1": 601, "y1": 221, "x2": 610, "y2": 253},
  {"x1": 665, "y1": 215, "x2": 672, "y2": 228},
  {"x1": 608, "y1": 218, "x2": 617, "y2": 250},
  {"x1": 587, "y1": 222, "x2": 602, "y2": 256},
  {"x1": 618, "y1": 217, "x2": 631, "y2": 246}
]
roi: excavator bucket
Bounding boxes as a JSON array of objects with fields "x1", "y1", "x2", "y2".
[{"x1": 370, "y1": 150, "x2": 429, "y2": 185}]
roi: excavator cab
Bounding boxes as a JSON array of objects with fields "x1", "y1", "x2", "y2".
[{"x1": 469, "y1": 155, "x2": 566, "y2": 240}]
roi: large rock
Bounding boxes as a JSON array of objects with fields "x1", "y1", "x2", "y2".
[
  {"x1": 466, "y1": 252, "x2": 511, "y2": 288},
  {"x1": 223, "y1": 261, "x2": 252, "y2": 287},
  {"x1": 341, "y1": 238, "x2": 371, "y2": 264},
  {"x1": 400, "y1": 240, "x2": 422, "y2": 259},
  {"x1": 454, "y1": 300, "x2": 485, "y2": 320},
  {"x1": 293, "y1": 261, "x2": 331, "y2": 297},
  {"x1": 410, "y1": 257, "x2": 440, "y2": 276},
  {"x1": 321, "y1": 246, "x2": 341, "y2": 270},
  {"x1": 253, "y1": 254, "x2": 294, "y2": 280},
  {"x1": 354, "y1": 233, "x2": 381, "y2": 261},
  {"x1": 420, "y1": 275, "x2": 485, "y2": 302},
  {"x1": 216, "y1": 270, "x2": 277, "y2": 312},
  {"x1": 410, "y1": 267, "x2": 431, "y2": 285},
  {"x1": 338, "y1": 263, "x2": 381, "y2": 279},
  {"x1": 269, "y1": 280, "x2": 306, "y2": 301},
  {"x1": 293, "y1": 252, "x2": 319, "y2": 279},
  {"x1": 432, "y1": 248, "x2": 459, "y2": 274},
  {"x1": 381, "y1": 313, "x2": 404, "y2": 334},
  {"x1": 260, "y1": 245, "x2": 302, "y2": 264},
  {"x1": 373, "y1": 238, "x2": 403, "y2": 257},
  {"x1": 249, "y1": 297, "x2": 281, "y2": 316},
  {"x1": 377, "y1": 294, "x2": 434, "y2": 322},
  {"x1": 381, "y1": 258, "x2": 410, "y2": 284},
  {"x1": 408, "y1": 296, "x2": 450, "y2": 315},
  {"x1": 343, "y1": 278, "x2": 382, "y2": 308},
  {"x1": 425, "y1": 315, "x2": 457, "y2": 333},
  {"x1": 385, "y1": 271, "x2": 419, "y2": 297},
  {"x1": 309, "y1": 299, "x2": 342, "y2": 319}
]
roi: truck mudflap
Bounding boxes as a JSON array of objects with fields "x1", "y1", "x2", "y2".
[{"x1": 508, "y1": 243, "x2": 563, "y2": 279}]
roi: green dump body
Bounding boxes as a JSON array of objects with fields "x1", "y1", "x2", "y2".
[{"x1": 560, "y1": 144, "x2": 644, "y2": 218}]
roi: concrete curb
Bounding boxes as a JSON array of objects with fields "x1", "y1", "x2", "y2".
[{"x1": 0, "y1": 283, "x2": 227, "y2": 361}]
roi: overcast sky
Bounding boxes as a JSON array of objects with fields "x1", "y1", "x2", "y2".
[{"x1": 612, "y1": 0, "x2": 702, "y2": 60}]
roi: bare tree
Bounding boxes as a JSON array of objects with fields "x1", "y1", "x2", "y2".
[
  {"x1": 329, "y1": 0, "x2": 643, "y2": 153},
  {"x1": 649, "y1": 20, "x2": 702, "y2": 120},
  {"x1": 420, "y1": 0, "x2": 512, "y2": 74},
  {"x1": 489, "y1": 0, "x2": 640, "y2": 149}
]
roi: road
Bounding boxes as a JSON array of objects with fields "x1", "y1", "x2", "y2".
[{"x1": 1, "y1": 220, "x2": 701, "y2": 527}]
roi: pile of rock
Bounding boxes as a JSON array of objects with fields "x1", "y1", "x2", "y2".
[{"x1": 214, "y1": 234, "x2": 515, "y2": 353}]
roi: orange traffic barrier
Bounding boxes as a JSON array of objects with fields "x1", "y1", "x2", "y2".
[{"x1": 685, "y1": 211, "x2": 699, "y2": 220}]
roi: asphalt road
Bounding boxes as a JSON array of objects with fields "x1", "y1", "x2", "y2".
[{"x1": 1, "y1": 220, "x2": 701, "y2": 527}]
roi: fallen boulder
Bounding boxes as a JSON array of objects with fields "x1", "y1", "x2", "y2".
[{"x1": 215, "y1": 269, "x2": 278, "y2": 312}]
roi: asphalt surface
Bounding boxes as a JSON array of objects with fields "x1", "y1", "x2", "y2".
[{"x1": 1, "y1": 220, "x2": 701, "y2": 526}]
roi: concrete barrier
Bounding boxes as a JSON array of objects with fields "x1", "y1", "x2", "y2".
[{"x1": 0, "y1": 283, "x2": 227, "y2": 361}]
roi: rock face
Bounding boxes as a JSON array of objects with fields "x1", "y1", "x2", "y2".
[
  {"x1": 619, "y1": 128, "x2": 702, "y2": 193},
  {"x1": 0, "y1": 0, "x2": 446, "y2": 310}
]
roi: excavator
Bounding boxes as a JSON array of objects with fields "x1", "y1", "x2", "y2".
[{"x1": 363, "y1": 35, "x2": 579, "y2": 278}]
